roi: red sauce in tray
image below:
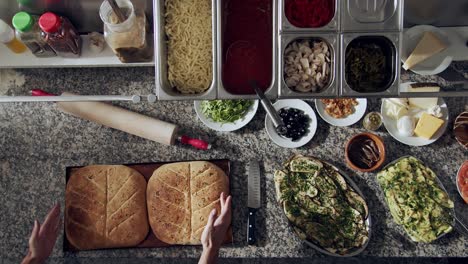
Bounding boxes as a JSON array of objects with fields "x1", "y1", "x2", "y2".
[
  {"x1": 222, "y1": 0, "x2": 273, "y2": 94},
  {"x1": 285, "y1": 0, "x2": 335, "y2": 28},
  {"x1": 458, "y1": 161, "x2": 468, "y2": 204}
]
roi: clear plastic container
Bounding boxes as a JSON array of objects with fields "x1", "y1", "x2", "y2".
[
  {"x1": 38, "y1": 12, "x2": 82, "y2": 58},
  {"x1": 12, "y1": 12, "x2": 56, "y2": 57},
  {"x1": 99, "y1": 0, "x2": 153, "y2": 63},
  {"x1": 0, "y1": 19, "x2": 27, "y2": 54}
]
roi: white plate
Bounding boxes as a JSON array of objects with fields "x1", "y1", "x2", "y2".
[
  {"x1": 381, "y1": 98, "x2": 449, "y2": 147},
  {"x1": 194, "y1": 100, "x2": 259, "y2": 132},
  {"x1": 315, "y1": 98, "x2": 367, "y2": 127},
  {"x1": 401, "y1": 25, "x2": 453, "y2": 75},
  {"x1": 265, "y1": 99, "x2": 317, "y2": 148}
]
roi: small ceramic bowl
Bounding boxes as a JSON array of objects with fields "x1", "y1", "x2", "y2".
[
  {"x1": 345, "y1": 133, "x2": 386, "y2": 173},
  {"x1": 454, "y1": 112, "x2": 468, "y2": 149}
]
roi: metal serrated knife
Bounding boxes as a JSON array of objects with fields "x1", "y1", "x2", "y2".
[{"x1": 247, "y1": 160, "x2": 261, "y2": 245}]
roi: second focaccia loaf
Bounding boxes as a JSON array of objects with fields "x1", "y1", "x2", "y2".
[
  {"x1": 65, "y1": 165, "x2": 149, "y2": 250},
  {"x1": 147, "y1": 161, "x2": 229, "y2": 244}
]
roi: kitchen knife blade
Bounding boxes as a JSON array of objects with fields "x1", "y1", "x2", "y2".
[{"x1": 247, "y1": 161, "x2": 261, "y2": 245}]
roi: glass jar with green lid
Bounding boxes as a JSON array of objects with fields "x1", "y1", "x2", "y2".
[{"x1": 12, "y1": 11, "x2": 56, "y2": 57}]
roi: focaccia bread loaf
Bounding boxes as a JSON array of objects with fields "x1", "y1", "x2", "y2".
[
  {"x1": 147, "y1": 161, "x2": 229, "y2": 244},
  {"x1": 65, "y1": 165, "x2": 149, "y2": 250}
]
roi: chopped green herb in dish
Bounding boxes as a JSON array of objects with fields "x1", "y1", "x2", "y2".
[
  {"x1": 201, "y1": 100, "x2": 254, "y2": 124},
  {"x1": 377, "y1": 157, "x2": 454, "y2": 243}
]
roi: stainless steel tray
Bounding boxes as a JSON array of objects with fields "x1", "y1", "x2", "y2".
[
  {"x1": 154, "y1": 0, "x2": 217, "y2": 100},
  {"x1": 216, "y1": 0, "x2": 278, "y2": 100},
  {"x1": 341, "y1": 0, "x2": 403, "y2": 32},
  {"x1": 279, "y1": 0, "x2": 340, "y2": 33},
  {"x1": 277, "y1": 156, "x2": 372, "y2": 257},
  {"x1": 377, "y1": 156, "x2": 468, "y2": 242},
  {"x1": 340, "y1": 32, "x2": 401, "y2": 97},
  {"x1": 278, "y1": 33, "x2": 340, "y2": 98}
]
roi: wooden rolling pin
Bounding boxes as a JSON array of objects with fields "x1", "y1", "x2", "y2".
[{"x1": 32, "y1": 90, "x2": 210, "y2": 149}]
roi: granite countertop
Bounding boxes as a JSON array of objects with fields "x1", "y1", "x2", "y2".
[{"x1": 0, "y1": 65, "x2": 467, "y2": 263}]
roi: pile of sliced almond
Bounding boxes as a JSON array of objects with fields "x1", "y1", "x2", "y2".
[{"x1": 284, "y1": 39, "x2": 331, "y2": 93}]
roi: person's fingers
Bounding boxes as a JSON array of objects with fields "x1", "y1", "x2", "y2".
[
  {"x1": 220, "y1": 196, "x2": 232, "y2": 223},
  {"x1": 221, "y1": 193, "x2": 230, "y2": 213},
  {"x1": 220, "y1": 192, "x2": 226, "y2": 207},
  {"x1": 41, "y1": 203, "x2": 60, "y2": 234},
  {"x1": 220, "y1": 195, "x2": 232, "y2": 215},
  {"x1": 29, "y1": 220, "x2": 40, "y2": 246},
  {"x1": 206, "y1": 209, "x2": 217, "y2": 228}
]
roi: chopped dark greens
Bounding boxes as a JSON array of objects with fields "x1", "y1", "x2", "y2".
[
  {"x1": 345, "y1": 37, "x2": 394, "y2": 93},
  {"x1": 201, "y1": 99, "x2": 254, "y2": 124}
]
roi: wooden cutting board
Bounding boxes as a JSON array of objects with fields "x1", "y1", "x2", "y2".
[{"x1": 64, "y1": 159, "x2": 232, "y2": 251}]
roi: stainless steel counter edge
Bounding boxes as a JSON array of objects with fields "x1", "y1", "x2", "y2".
[
  {"x1": 216, "y1": 0, "x2": 279, "y2": 100},
  {"x1": 0, "y1": 95, "x2": 144, "y2": 103},
  {"x1": 154, "y1": 0, "x2": 218, "y2": 101}
]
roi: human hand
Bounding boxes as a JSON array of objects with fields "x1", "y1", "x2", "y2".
[
  {"x1": 22, "y1": 203, "x2": 61, "y2": 264},
  {"x1": 199, "y1": 192, "x2": 232, "y2": 264}
]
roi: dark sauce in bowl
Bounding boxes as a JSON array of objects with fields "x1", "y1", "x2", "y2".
[{"x1": 348, "y1": 136, "x2": 381, "y2": 169}]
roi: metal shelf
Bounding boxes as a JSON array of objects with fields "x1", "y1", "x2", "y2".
[{"x1": 0, "y1": 34, "x2": 155, "y2": 69}]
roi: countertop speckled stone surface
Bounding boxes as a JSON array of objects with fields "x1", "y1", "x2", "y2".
[{"x1": 0, "y1": 65, "x2": 467, "y2": 263}]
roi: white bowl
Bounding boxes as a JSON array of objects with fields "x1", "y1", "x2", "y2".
[
  {"x1": 194, "y1": 100, "x2": 259, "y2": 132},
  {"x1": 401, "y1": 25, "x2": 453, "y2": 75},
  {"x1": 381, "y1": 98, "x2": 449, "y2": 147},
  {"x1": 265, "y1": 99, "x2": 317, "y2": 148},
  {"x1": 315, "y1": 98, "x2": 367, "y2": 127}
]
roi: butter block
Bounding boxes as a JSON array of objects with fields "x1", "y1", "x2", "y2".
[{"x1": 414, "y1": 112, "x2": 445, "y2": 139}]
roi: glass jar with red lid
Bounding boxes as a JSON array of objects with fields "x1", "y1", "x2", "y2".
[{"x1": 38, "y1": 12, "x2": 82, "y2": 58}]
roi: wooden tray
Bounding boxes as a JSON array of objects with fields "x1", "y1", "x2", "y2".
[{"x1": 64, "y1": 159, "x2": 232, "y2": 251}]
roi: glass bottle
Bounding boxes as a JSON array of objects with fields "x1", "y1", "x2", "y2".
[
  {"x1": 38, "y1": 12, "x2": 82, "y2": 58},
  {"x1": 0, "y1": 19, "x2": 27, "y2": 54},
  {"x1": 12, "y1": 12, "x2": 56, "y2": 57},
  {"x1": 99, "y1": 0, "x2": 153, "y2": 63}
]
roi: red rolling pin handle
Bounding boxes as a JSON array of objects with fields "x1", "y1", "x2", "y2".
[
  {"x1": 31, "y1": 89, "x2": 55, "y2": 96},
  {"x1": 179, "y1": 135, "x2": 211, "y2": 150}
]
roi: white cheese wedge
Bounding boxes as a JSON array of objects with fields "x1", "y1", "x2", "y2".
[
  {"x1": 403, "y1": 31, "x2": 447, "y2": 70},
  {"x1": 408, "y1": 97, "x2": 439, "y2": 109},
  {"x1": 407, "y1": 84, "x2": 440, "y2": 110}
]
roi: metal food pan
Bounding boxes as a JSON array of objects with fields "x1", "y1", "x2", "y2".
[
  {"x1": 154, "y1": 0, "x2": 217, "y2": 100},
  {"x1": 279, "y1": 33, "x2": 339, "y2": 98},
  {"x1": 341, "y1": 0, "x2": 403, "y2": 32},
  {"x1": 277, "y1": 156, "x2": 372, "y2": 257},
  {"x1": 279, "y1": 0, "x2": 340, "y2": 33},
  {"x1": 340, "y1": 32, "x2": 401, "y2": 97},
  {"x1": 377, "y1": 156, "x2": 468, "y2": 243},
  {"x1": 216, "y1": 0, "x2": 278, "y2": 100}
]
